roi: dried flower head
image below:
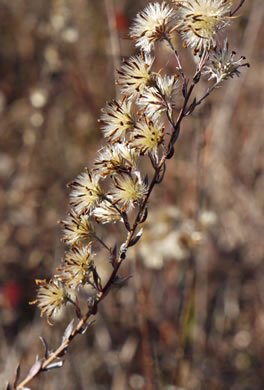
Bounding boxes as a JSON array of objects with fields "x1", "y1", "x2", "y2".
[
  {"x1": 203, "y1": 40, "x2": 249, "y2": 83},
  {"x1": 138, "y1": 74, "x2": 179, "y2": 117},
  {"x1": 130, "y1": 115, "x2": 165, "y2": 155},
  {"x1": 92, "y1": 200, "x2": 122, "y2": 224},
  {"x1": 130, "y1": 2, "x2": 176, "y2": 53},
  {"x1": 99, "y1": 98, "x2": 135, "y2": 141},
  {"x1": 30, "y1": 279, "x2": 69, "y2": 325},
  {"x1": 173, "y1": 0, "x2": 233, "y2": 52},
  {"x1": 117, "y1": 52, "x2": 154, "y2": 99},
  {"x1": 111, "y1": 173, "x2": 148, "y2": 210},
  {"x1": 61, "y1": 210, "x2": 96, "y2": 246},
  {"x1": 69, "y1": 169, "x2": 105, "y2": 215},
  {"x1": 57, "y1": 243, "x2": 95, "y2": 289},
  {"x1": 94, "y1": 143, "x2": 137, "y2": 177}
]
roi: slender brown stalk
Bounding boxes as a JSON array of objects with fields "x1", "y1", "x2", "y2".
[{"x1": 12, "y1": 1, "x2": 249, "y2": 387}]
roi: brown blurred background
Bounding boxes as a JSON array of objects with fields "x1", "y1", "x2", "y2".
[{"x1": 0, "y1": 0, "x2": 264, "y2": 389}]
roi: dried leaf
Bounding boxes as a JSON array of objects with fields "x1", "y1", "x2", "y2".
[
  {"x1": 42, "y1": 361, "x2": 64, "y2": 371},
  {"x1": 79, "y1": 320, "x2": 96, "y2": 334},
  {"x1": 62, "y1": 319, "x2": 75, "y2": 342},
  {"x1": 87, "y1": 297, "x2": 97, "y2": 315},
  {"x1": 128, "y1": 228, "x2": 143, "y2": 247},
  {"x1": 26, "y1": 359, "x2": 42, "y2": 379},
  {"x1": 166, "y1": 145, "x2": 174, "y2": 159},
  {"x1": 171, "y1": 126, "x2": 181, "y2": 145},
  {"x1": 155, "y1": 164, "x2": 166, "y2": 184},
  {"x1": 119, "y1": 243, "x2": 127, "y2": 260},
  {"x1": 113, "y1": 274, "x2": 133, "y2": 286},
  {"x1": 121, "y1": 212, "x2": 131, "y2": 232},
  {"x1": 39, "y1": 336, "x2": 49, "y2": 359},
  {"x1": 186, "y1": 98, "x2": 197, "y2": 116},
  {"x1": 139, "y1": 207, "x2": 148, "y2": 224},
  {"x1": 193, "y1": 71, "x2": 201, "y2": 84},
  {"x1": 92, "y1": 267, "x2": 102, "y2": 291}
]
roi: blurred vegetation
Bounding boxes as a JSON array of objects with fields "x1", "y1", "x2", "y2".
[{"x1": 0, "y1": 0, "x2": 264, "y2": 389}]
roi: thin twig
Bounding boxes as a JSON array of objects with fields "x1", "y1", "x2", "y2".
[
  {"x1": 163, "y1": 34, "x2": 185, "y2": 80},
  {"x1": 230, "y1": 0, "x2": 246, "y2": 16},
  {"x1": 191, "y1": 81, "x2": 220, "y2": 109}
]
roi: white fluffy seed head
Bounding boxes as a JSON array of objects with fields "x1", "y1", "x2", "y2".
[
  {"x1": 130, "y1": 2, "x2": 176, "y2": 53},
  {"x1": 173, "y1": 0, "x2": 233, "y2": 53}
]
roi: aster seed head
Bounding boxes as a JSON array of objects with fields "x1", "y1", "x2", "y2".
[
  {"x1": 130, "y1": 115, "x2": 165, "y2": 156},
  {"x1": 57, "y1": 243, "x2": 95, "y2": 289},
  {"x1": 30, "y1": 279, "x2": 70, "y2": 326},
  {"x1": 138, "y1": 74, "x2": 180, "y2": 117},
  {"x1": 110, "y1": 172, "x2": 148, "y2": 210},
  {"x1": 61, "y1": 210, "x2": 96, "y2": 246},
  {"x1": 130, "y1": 2, "x2": 177, "y2": 53},
  {"x1": 92, "y1": 200, "x2": 123, "y2": 224},
  {"x1": 117, "y1": 52, "x2": 155, "y2": 99},
  {"x1": 69, "y1": 169, "x2": 105, "y2": 215},
  {"x1": 99, "y1": 98, "x2": 135, "y2": 141},
  {"x1": 94, "y1": 143, "x2": 138, "y2": 177},
  {"x1": 173, "y1": 0, "x2": 233, "y2": 53}
]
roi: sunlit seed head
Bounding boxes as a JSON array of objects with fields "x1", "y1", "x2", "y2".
[
  {"x1": 30, "y1": 279, "x2": 69, "y2": 326},
  {"x1": 61, "y1": 210, "x2": 96, "y2": 246},
  {"x1": 57, "y1": 243, "x2": 95, "y2": 289},
  {"x1": 138, "y1": 74, "x2": 179, "y2": 117},
  {"x1": 94, "y1": 143, "x2": 137, "y2": 177},
  {"x1": 110, "y1": 173, "x2": 148, "y2": 210},
  {"x1": 69, "y1": 169, "x2": 105, "y2": 215},
  {"x1": 117, "y1": 52, "x2": 154, "y2": 99},
  {"x1": 92, "y1": 200, "x2": 122, "y2": 224},
  {"x1": 130, "y1": 116, "x2": 165, "y2": 155},
  {"x1": 173, "y1": 0, "x2": 233, "y2": 52},
  {"x1": 99, "y1": 98, "x2": 135, "y2": 141},
  {"x1": 130, "y1": 2, "x2": 176, "y2": 53}
]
